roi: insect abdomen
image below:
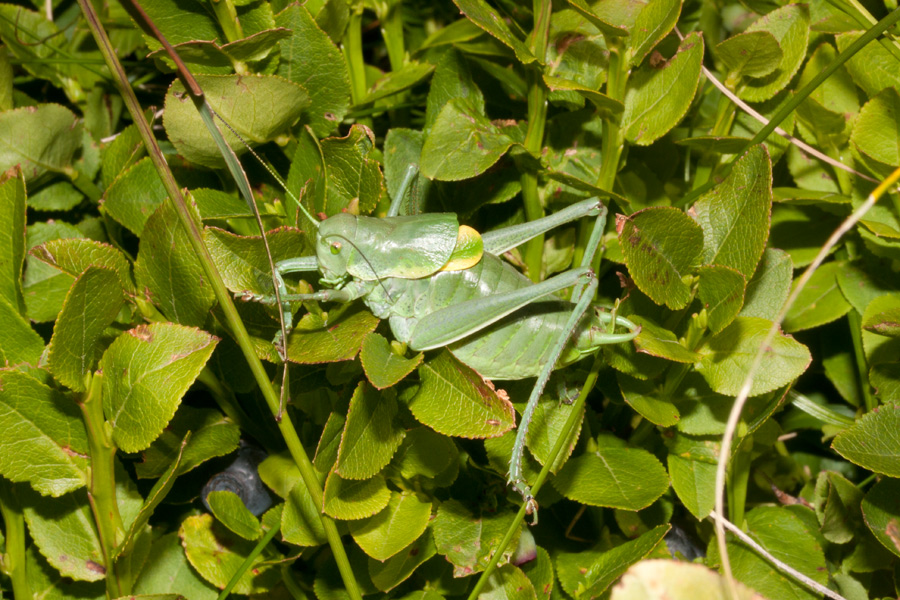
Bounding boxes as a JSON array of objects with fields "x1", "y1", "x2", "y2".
[{"x1": 364, "y1": 253, "x2": 601, "y2": 380}]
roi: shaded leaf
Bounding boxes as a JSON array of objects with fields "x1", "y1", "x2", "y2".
[
  {"x1": 48, "y1": 267, "x2": 124, "y2": 391},
  {"x1": 100, "y1": 323, "x2": 218, "y2": 453},
  {"x1": 407, "y1": 351, "x2": 514, "y2": 439}
]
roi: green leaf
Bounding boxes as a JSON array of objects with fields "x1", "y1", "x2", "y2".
[
  {"x1": 0, "y1": 104, "x2": 81, "y2": 182},
  {"x1": 207, "y1": 490, "x2": 263, "y2": 540},
  {"x1": 628, "y1": 0, "x2": 681, "y2": 67},
  {"x1": 740, "y1": 248, "x2": 792, "y2": 319},
  {"x1": 837, "y1": 31, "x2": 900, "y2": 97},
  {"x1": 833, "y1": 403, "x2": 900, "y2": 477},
  {"x1": 542, "y1": 76, "x2": 624, "y2": 121},
  {"x1": 565, "y1": 0, "x2": 629, "y2": 38},
  {"x1": 283, "y1": 483, "x2": 328, "y2": 546},
  {"x1": 100, "y1": 323, "x2": 218, "y2": 453},
  {"x1": 164, "y1": 74, "x2": 310, "y2": 169},
  {"x1": 100, "y1": 121, "x2": 145, "y2": 190},
  {"x1": 360, "y1": 332, "x2": 423, "y2": 389},
  {"x1": 815, "y1": 471, "x2": 864, "y2": 545},
  {"x1": 349, "y1": 491, "x2": 432, "y2": 560},
  {"x1": 521, "y1": 394, "x2": 584, "y2": 473},
  {"x1": 132, "y1": 532, "x2": 217, "y2": 598},
  {"x1": 192, "y1": 188, "x2": 253, "y2": 220},
  {"x1": 425, "y1": 49, "x2": 485, "y2": 132},
  {"x1": 286, "y1": 124, "x2": 385, "y2": 217},
  {"x1": 102, "y1": 157, "x2": 167, "y2": 236},
  {"x1": 521, "y1": 546, "x2": 553, "y2": 600},
  {"x1": 275, "y1": 3, "x2": 350, "y2": 137},
  {"x1": 481, "y1": 564, "x2": 538, "y2": 600},
  {"x1": 25, "y1": 544, "x2": 106, "y2": 600},
  {"x1": 48, "y1": 267, "x2": 124, "y2": 391},
  {"x1": 861, "y1": 477, "x2": 900, "y2": 558},
  {"x1": 612, "y1": 560, "x2": 762, "y2": 600},
  {"x1": 862, "y1": 293, "x2": 900, "y2": 338},
  {"x1": 365, "y1": 62, "x2": 435, "y2": 104},
  {"x1": 433, "y1": 499, "x2": 520, "y2": 577},
  {"x1": 21, "y1": 487, "x2": 104, "y2": 582},
  {"x1": 668, "y1": 454, "x2": 715, "y2": 520},
  {"x1": 136, "y1": 406, "x2": 239, "y2": 479},
  {"x1": 180, "y1": 513, "x2": 280, "y2": 595},
  {"x1": 420, "y1": 98, "x2": 516, "y2": 181},
  {"x1": 618, "y1": 374, "x2": 680, "y2": 427},
  {"x1": 135, "y1": 201, "x2": 216, "y2": 328},
  {"x1": 852, "y1": 86, "x2": 900, "y2": 167},
  {"x1": 407, "y1": 351, "x2": 515, "y2": 439},
  {"x1": 769, "y1": 204, "x2": 840, "y2": 268},
  {"x1": 287, "y1": 309, "x2": 380, "y2": 364},
  {"x1": 739, "y1": 4, "x2": 810, "y2": 102},
  {"x1": 31, "y1": 238, "x2": 134, "y2": 294},
  {"x1": 389, "y1": 426, "x2": 458, "y2": 481},
  {"x1": 621, "y1": 32, "x2": 704, "y2": 146},
  {"x1": 616, "y1": 207, "x2": 704, "y2": 309},
  {"x1": 336, "y1": 381, "x2": 406, "y2": 479},
  {"x1": 119, "y1": 433, "x2": 190, "y2": 560},
  {"x1": 23, "y1": 460, "x2": 140, "y2": 582},
  {"x1": 696, "y1": 316, "x2": 811, "y2": 396},
  {"x1": 369, "y1": 531, "x2": 437, "y2": 592},
  {"x1": 323, "y1": 471, "x2": 391, "y2": 520},
  {"x1": 783, "y1": 261, "x2": 851, "y2": 333},
  {"x1": 0, "y1": 168, "x2": 25, "y2": 314},
  {"x1": 692, "y1": 145, "x2": 772, "y2": 279},
  {"x1": 719, "y1": 506, "x2": 827, "y2": 599},
  {"x1": 0, "y1": 294, "x2": 44, "y2": 365},
  {"x1": 22, "y1": 220, "x2": 82, "y2": 322},
  {"x1": 204, "y1": 226, "x2": 305, "y2": 298},
  {"x1": 0, "y1": 370, "x2": 88, "y2": 496},
  {"x1": 556, "y1": 525, "x2": 669, "y2": 598},
  {"x1": 697, "y1": 265, "x2": 746, "y2": 334},
  {"x1": 632, "y1": 318, "x2": 702, "y2": 363},
  {"x1": 716, "y1": 31, "x2": 783, "y2": 79},
  {"x1": 452, "y1": 0, "x2": 536, "y2": 65},
  {"x1": 552, "y1": 448, "x2": 668, "y2": 510}
]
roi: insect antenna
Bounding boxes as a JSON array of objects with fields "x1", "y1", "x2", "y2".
[
  {"x1": 209, "y1": 106, "x2": 320, "y2": 231},
  {"x1": 322, "y1": 233, "x2": 394, "y2": 303}
]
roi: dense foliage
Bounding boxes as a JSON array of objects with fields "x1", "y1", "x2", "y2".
[{"x1": 1, "y1": 0, "x2": 900, "y2": 598}]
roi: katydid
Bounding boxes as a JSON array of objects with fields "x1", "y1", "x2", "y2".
[{"x1": 247, "y1": 166, "x2": 640, "y2": 520}]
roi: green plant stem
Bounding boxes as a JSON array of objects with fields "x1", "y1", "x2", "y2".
[
  {"x1": 693, "y1": 91, "x2": 737, "y2": 188},
  {"x1": 79, "y1": 373, "x2": 126, "y2": 598},
  {"x1": 574, "y1": 41, "x2": 627, "y2": 269},
  {"x1": 79, "y1": 3, "x2": 364, "y2": 598},
  {"x1": 520, "y1": 0, "x2": 552, "y2": 282},
  {"x1": 66, "y1": 167, "x2": 103, "y2": 202},
  {"x1": 847, "y1": 307, "x2": 877, "y2": 411},
  {"x1": 380, "y1": 0, "x2": 405, "y2": 72},
  {"x1": 681, "y1": 7, "x2": 900, "y2": 207},
  {"x1": 217, "y1": 522, "x2": 281, "y2": 600},
  {"x1": 214, "y1": 0, "x2": 243, "y2": 39},
  {"x1": 344, "y1": 3, "x2": 371, "y2": 128},
  {"x1": 727, "y1": 437, "x2": 751, "y2": 526},
  {"x1": 467, "y1": 357, "x2": 605, "y2": 600},
  {"x1": 0, "y1": 482, "x2": 32, "y2": 600}
]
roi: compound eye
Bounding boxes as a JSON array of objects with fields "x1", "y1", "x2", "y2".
[{"x1": 330, "y1": 241, "x2": 342, "y2": 255}]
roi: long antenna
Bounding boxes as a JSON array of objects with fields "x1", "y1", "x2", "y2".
[{"x1": 211, "y1": 109, "x2": 320, "y2": 230}]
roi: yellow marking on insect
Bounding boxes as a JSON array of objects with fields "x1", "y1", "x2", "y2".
[{"x1": 441, "y1": 225, "x2": 483, "y2": 271}]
